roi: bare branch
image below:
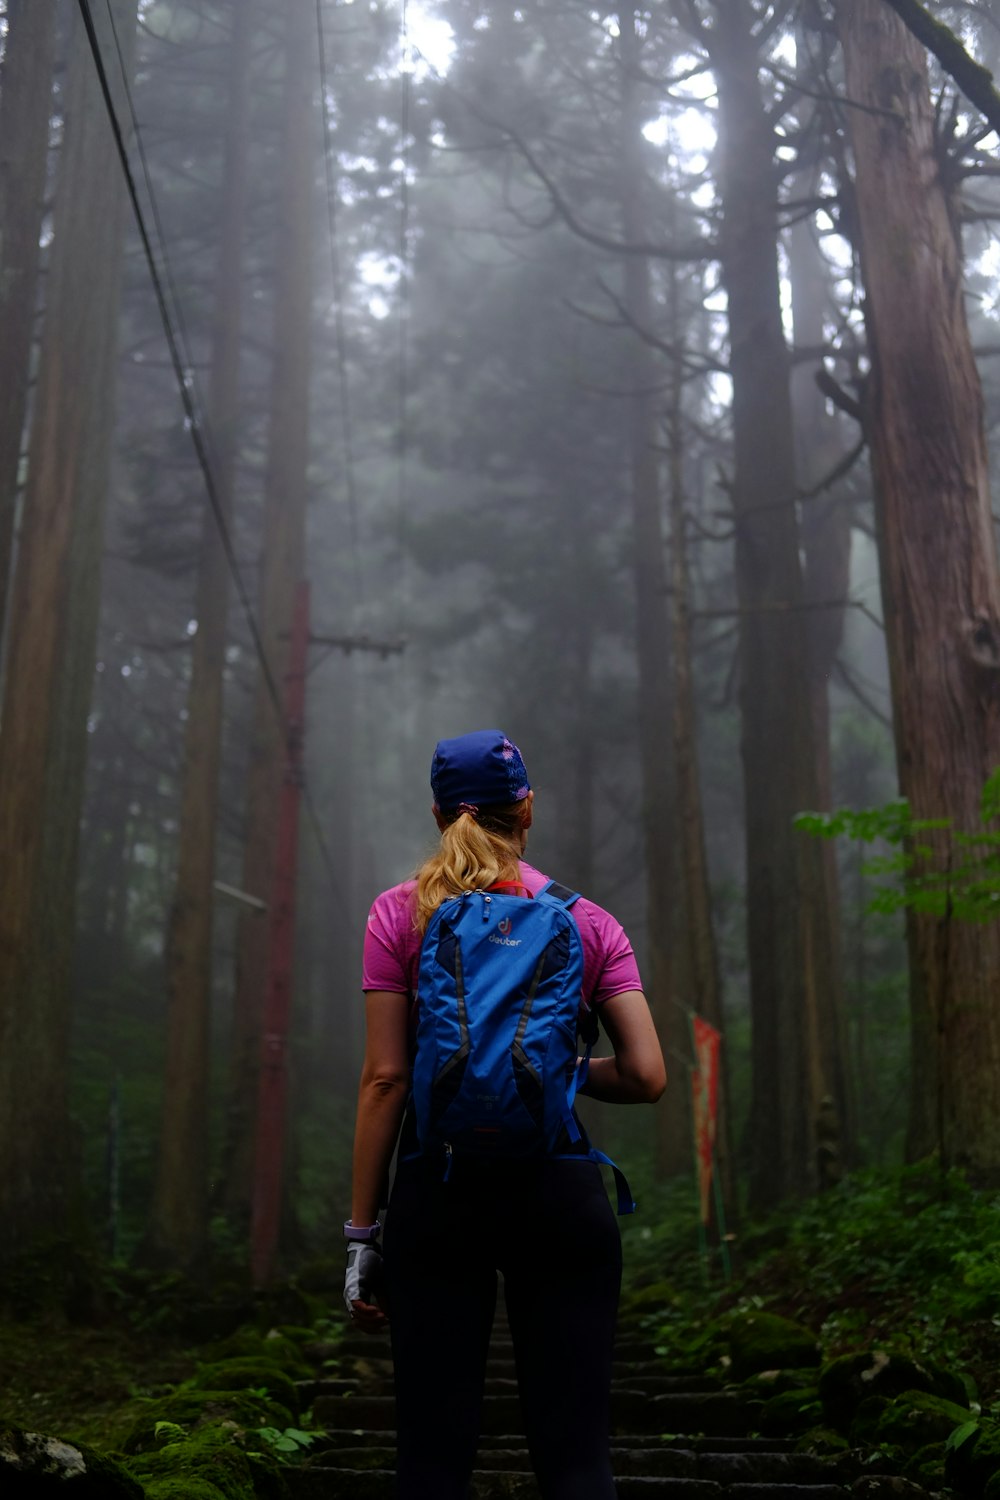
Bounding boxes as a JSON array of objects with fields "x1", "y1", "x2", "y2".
[{"x1": 881, "y1": 0, "x2": 1000, "y2": 140}]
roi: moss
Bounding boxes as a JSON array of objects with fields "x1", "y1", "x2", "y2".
[
  {"x1": 142, "y1": 1480, "x2": 227, "y2": 1500},
  {"x1": 726, "y1": 1311, "x2": 820, "y2": 1380},
  {"x1": 183, "y1": 1361, "x2": 300, "y2": 1419},
  {"x1": 204, "y1": 1333, "x2": 310, "y2": 1380},
  {"x1": 741, "y1": 1367, "x2": 817, "y2": 1396},
  {"x1": 620, "y1": 1279, "x2": 677, "y2": 1313},
  {"x1": 902, "y1": 1441, "x2": 946, "y2": 1485},
  {"x1": 819, "y1": 1348, "x2": 968, "y2": 1430},
  {"x1": 128, "y1": 1422, "x2": 287, "y2": 1500},
  {"x1": 273, "y1": 1326, "x2": 316, "y2": 1347},
  {"x1": 757, "y1": 1386, "x2": 822, "y2": 1436},
  {"x1": 795, "y1": 1426, "x2": 850, "y2": 1456},
  {"x1": 122, "y1": 1389, "x2": 293, "y2": 1456},
  {"x1": 874, "y1": 1389, "x2": 973, "y2": 1451},
  {"x1": 850, "y1": 1395, "x2": 891, "y2": 1446}
]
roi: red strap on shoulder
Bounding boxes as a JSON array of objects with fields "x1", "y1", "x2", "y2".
[{"x1": 489, "y1": 880, "x2": 533, "y2": 897}]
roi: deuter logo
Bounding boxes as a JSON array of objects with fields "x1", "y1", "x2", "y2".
[
  {"x1": 489, "y1": 931, "x2": 522, "y2": 947},
  {"x1": 498, "y1": 917, "x2": 512, "y2": 935}
]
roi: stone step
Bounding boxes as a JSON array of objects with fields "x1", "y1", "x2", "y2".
[
  {"x1": 302, "y1": 1443, "x2": 857, "y2": 1484},
  {"x1": 301, "y1": 1371, "x2": 719, "y2": 1405},
  {"x1": 288, "y1": 1471, "x2": 857, "y2": 1498},
  {"x1": 310, "y1": 1429, "x2": 801, "y2": 1455},
  {"x1": 311, "y1": 1389, "x2": 760, "y2": 1439}
]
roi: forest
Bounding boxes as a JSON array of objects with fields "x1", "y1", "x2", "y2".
[{"x1": 1, "y1": 1, "x2": 1000, "y2": 1498}]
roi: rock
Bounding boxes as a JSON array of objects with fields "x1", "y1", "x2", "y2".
[
  {"x1": 122, "y1": 1389, "x2": 294, "y2": 1456},
  {"x1": 741, "y1": 1368, "x2": 818, "y2": 1397},
  {"x1": 902, "y1": 1441, "x2": 946, "y2": 1486},
  {"x1": 619, "y1": 1279, "x2": 677, "y2": 1313},
  {"x1": 757, "y1": 1387, "x2": 823, "y2": 1437},
  {"x1": 184, "y1": 1360, "x2": 301, "y2": 1418},
  {"x1": 850, "y1": 1478, "x2": 933, "y2": 1497},
  {"x1": 202, "y1": 1332, "x2": 311, "y2": 1380},
  {"x1": 726, "y1": 1312, "x2": 820, "y2": 1381},
  {"x1": 0, "y1": 1424, "x2": 143, "y2": 1497},
  {"x1": 126, "y1": 1420, "x2": 290, "y2": 1500},
  {"x1": 874, "y1": 1390, "x2": 973, "y2": 1452},
  {"x1": 819, "y1": 1349, "x2": 968, "y2": 1430},
  {"x1": 849, "y1": 1397, "x2": 891, "y2": 1447},
  {"x1": 795, "y1": 1426, "x2": 851, "y2": 1456}
]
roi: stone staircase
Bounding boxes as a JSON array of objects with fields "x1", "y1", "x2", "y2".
[{"x1": 287, "y1": 1301, "x2": 936, "y2": 1498}]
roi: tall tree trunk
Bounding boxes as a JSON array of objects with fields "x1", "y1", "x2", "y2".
[
  {"x1": 220, "y1": 0, "x2": 315, "y2": 1231},
  {"x1": 0, "y1": 0, "x2": 57, "y2": 650},
  {"x1": 666, "y1": 265, "x2": 736, "y2": 1223},
  {"x1": 836, "y1": 0, "x2": 1000, "y2": 1174},
  {"x1": 143, "y1": 0, "x2": 255, "y2": 1270},
  {"x1": 711, "y1": 0, "x2": 839, "y2": 1206},
  {"x1": 787, "y1": 167, "x2": 856, "y2": 1172},
  {"x1": 619, "y1": 10, "x2": 688, "y2": 1177},
  {"x1": 0, "y1": 1, "x2": 137, "y2": 1259}
]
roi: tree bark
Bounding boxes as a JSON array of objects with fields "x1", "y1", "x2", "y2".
[
  {"x1": 666, "y1": 263, "x2": 736, "y2": 1224},
  {"x1": 837, "y1": 0, "x2": 1000, "y2": 1175},
  {"x1": 0, "y1": 0, "x2": 57, "y2": 650},
  {"x1": 143, "y1": 0, "x2": 255, "y2": 1270},
  {"x1": 219, "y1": 0, "x2": 315, "y2": 1231},
  {"x1": 0, "y1": 1, "x2": 137, "y2": 1258},
  {"x1": 619, "y1": 11, "x2": 688, "y2": 1177},
  {"x1": 711, "y1": 0, "x2": 841, "y2": 1206},
  {"x1": 787, "y1": 160, "x2": 856, "y2": 1172}
]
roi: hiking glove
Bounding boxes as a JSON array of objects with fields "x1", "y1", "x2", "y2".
[{"x1": 344, "y1": 1240, "x2": 384, "y2": 1316}]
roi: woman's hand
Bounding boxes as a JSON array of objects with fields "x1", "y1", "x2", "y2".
[{"x1": 344, "y1": 1241, "x2": 390, "y2": 1332}]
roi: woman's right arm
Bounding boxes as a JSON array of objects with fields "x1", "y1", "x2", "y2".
[
  {"x1": 577, "y1": 989, "x2": 666, "y2": 1104},
  {"x1": 350, "y1": 990, "x2": 411, "y2": 1229}
]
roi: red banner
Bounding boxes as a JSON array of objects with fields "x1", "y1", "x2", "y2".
[{"x1": 690, "y1": 1015, "x2": 722, "y2": 1227}]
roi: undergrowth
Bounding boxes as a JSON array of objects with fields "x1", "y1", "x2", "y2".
[{"x1": 623, "y1": 1162, "x2": 1000, "y2": 1403}]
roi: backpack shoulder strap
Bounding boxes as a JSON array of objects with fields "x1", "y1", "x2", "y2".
[{"x1": 537, "y1": 878, "x2": 580, "y2": 909}]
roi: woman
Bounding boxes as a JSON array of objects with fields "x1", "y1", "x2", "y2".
[{"x1": 344, "y1": 729, "x2": 666, "y2": 1500}]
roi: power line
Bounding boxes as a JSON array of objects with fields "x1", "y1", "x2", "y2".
[
  {"x1": 102, "y1": 0, "x2": 204, "y2": 444},
  {"x1": 314, "y1": 0, "x2": 366, "y2": 614},
  {"x1": 76, "y1": 0, "x2": 288, "y2": 735},
  {"x1": 78, "y1": 0, "x2": 350, "y2": 906}
]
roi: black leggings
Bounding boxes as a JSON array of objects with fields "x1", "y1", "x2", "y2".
[{"x1": 382, "y1": 1154, "x2": 622, "y2": 1500}]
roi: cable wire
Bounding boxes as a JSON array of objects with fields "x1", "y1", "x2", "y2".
[
  {"x1": 78, "y1": 0, "x2": 348, "y2": 901},
  {"x1": 76, "y1": 0, "x2": 287, "y2": 736},
  {"x1": 103, "y1": 0, "x2": 204, "y2": 445}
]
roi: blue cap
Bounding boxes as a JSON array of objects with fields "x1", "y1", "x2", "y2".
[{"x1": 430, "y1": 730, "x2": 531, "y2": 814}]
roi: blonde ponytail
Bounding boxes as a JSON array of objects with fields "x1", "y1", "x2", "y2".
[{"x1": 414, "y1": 802, "x2": 530, "y2": 934}]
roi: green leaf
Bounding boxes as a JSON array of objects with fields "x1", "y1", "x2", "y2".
[
  {"x1": 945, "y1": 1419, "x2": 979, "y2": 1452},
  {"x1": 982, "y1": 767, "x2": 1000, "y2": 824}
]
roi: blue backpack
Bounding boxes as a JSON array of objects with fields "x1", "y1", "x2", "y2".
[{"x1": 407, "y1": 881, "x2": 635, "y2": 1213}]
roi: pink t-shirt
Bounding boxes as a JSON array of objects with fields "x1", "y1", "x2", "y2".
[{"x1": 362, "y1": 860, "x2": 642, "y2": 1008}]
